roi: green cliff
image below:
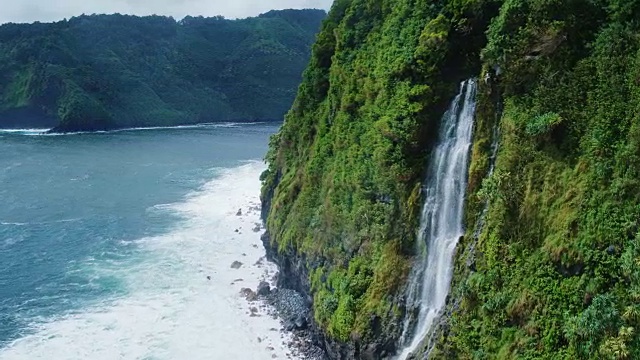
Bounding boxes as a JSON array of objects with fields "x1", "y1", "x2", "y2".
[
  {"x1": 0, "y1": 9, "x2": 325, "y2": 132},
  {"x1": 262, "y1": 0, "x2": 640, "y2": 358}
]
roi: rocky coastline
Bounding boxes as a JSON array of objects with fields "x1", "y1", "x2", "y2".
[
  {"x1": 239, "y1": 245, "x2": 327, "y2": 359},
  {"x1": 256, "y1": 228, "x2": 404, "y2": 360}
]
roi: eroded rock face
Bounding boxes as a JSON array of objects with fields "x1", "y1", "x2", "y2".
[
  {"x1": 257, "y1": 281, "x2": 271, "y2": 296},
  {"x1": 258, "y1": 231, "x2": 402, "y2": 359}
]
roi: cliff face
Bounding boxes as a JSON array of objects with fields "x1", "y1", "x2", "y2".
[
  {"x1": 429, "y1": 2, "x2": 640, "y2": 359},
  {"x1": 262, "y1": 0, "x2": 640, "y2": 359},
  {"x1": 261, "y1": 0, "x2": 495, "y2": 356},
  {"x1": 0, "y1": 10, "x2": 325, "y2": 132}
]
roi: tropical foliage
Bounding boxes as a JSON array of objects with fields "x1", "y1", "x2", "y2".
[
  {"x1": 0, "y1": 10, "x2": 325, "y2": 131},
  {"x1": 262, "y1": 0, "x2": 640, "y2": 358},
  {"x1": 262, "y1": 0, "x2": 496, "y2": 345}
]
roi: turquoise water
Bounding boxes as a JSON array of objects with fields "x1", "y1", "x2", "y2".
[{"x1": 0, "y1": 123, "x2": 281, "y2": 358}]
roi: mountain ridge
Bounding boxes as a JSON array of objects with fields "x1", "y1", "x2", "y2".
[{"x1": 0, "y1": 9, "x2": 326, "y2": 132}]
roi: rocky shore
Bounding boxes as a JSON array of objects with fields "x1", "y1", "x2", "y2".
[
  {"x1": 259, "y1": 234, "x2": 401, "y2": 359},
  {"x1": 240, "y1": 262, "x2": 328, "y2": 359},
  {"x1": 229, "y1": 201, "x2": 326, "y2": 359}
]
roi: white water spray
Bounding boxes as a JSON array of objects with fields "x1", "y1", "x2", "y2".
[{"x1": 397, "y1": 79, "x2": 477, "y2": 359}]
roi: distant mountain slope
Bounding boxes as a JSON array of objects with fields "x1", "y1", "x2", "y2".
[{"x1": 0, "y1": 9, "x2": 325, "y2": 132}]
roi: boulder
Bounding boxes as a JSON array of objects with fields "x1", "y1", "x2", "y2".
[
  {"x1": 240, "y1": 288, "x2": 258, "y2": 301},
  {"x1": 294, "y1": 315, "x2": 308, "y2": 330},
  {"x1": 257, "y1": 281, "x2": 271, "y2": 296}
]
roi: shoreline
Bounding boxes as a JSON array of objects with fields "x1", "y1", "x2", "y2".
[
  {"x1": 0, "y1": 162, "x2": 298, "y2": 360},
  {"x1": 234, "y1": 202, "x2": 326, "y2": 360}
]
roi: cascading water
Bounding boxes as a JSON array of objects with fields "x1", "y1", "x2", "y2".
[{"x1": 397, "y1": 79, "x2": 477, "y2": 359}]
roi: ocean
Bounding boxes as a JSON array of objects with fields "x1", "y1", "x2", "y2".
[{"x1": 0, "y1": 123, "x2": 290, "y2": 359}]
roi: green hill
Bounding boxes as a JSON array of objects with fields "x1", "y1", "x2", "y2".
[
  {"x1": 0, "y1": 9, "x2": 325, "y2": 132},
  {"x1": 262, "y1": 0, "x2": 640, "y2": 358}
]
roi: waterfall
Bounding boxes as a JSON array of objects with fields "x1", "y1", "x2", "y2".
[{"x1": 396, "y1": 79, "x2": 477, "y2": 360}]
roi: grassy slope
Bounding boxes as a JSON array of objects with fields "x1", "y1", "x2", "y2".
[{"x1": 262, "y1": 0, "x2": 495, "y2": 346}]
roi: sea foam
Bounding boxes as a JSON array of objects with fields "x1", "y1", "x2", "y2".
[
  {"x1": 0, "y1": 123, "x2": 264, "y2": 137},
  {"x1": 0, "y1": 162, "x2": 292, "y2": 360},
  {"x1": 0, "y1": 129, "x2": 50, "y2": 136}
]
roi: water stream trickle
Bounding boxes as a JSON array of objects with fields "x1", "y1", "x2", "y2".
[{"x1": 397, "y1": 79, "x2": 477, "y2": 359}]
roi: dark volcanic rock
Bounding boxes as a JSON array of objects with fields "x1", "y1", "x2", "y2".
[
  {"x1": 262, "y1": 233, "x2": 401, "y2": 360},
  {"x1": 269, "y1": 288, "x2": 308, "y2": 321},
  {"x1": 257, "y1": 281, "x2": 271, "y2": 296},
  {"x1": 240, "y1": 288, "x2": 258, "y2": 301},
  {"x1": 294, "y1": 315, "x2": 308, "y2": 330},
  {"x1": 260, "y1": 200, "x2": 400, "y2": 359}
]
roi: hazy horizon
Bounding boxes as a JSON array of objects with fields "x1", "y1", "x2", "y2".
[{"x1": 0, "y1": 0, "x2": 333, "y2": 25}]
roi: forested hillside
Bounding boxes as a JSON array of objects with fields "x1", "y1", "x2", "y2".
[
  {"x1": 261, "y1": 0, "x2": 640, "y2": 359},
  {"x1": 0, "y1": 9, "x2": 325, "y2": 132}
]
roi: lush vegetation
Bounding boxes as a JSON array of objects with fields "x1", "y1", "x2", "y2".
[
  {"x1": 432, "y1": 1, "x2": 640, "y2": 359},
  {"x1": 0, "y1": 10, "x2": 325, "y2": 131},
  {"x1": 262, "y1": 0, "x2": 497, "y2": 346},
  {"x1": 263, "y1": 0, "x2": 640, "y2": 358}
]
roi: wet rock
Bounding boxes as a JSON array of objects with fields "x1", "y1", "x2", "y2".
[
  {"x1": 283, "y1": 316, "x2": 307, "y2": 331},
  {"x1": 240, "y1": 288, "x2": 257, "y2": 301},
  {"x1": 284, "y1": 321, "x2": 295, "y2": 332},
  {"x1": 377, "y1": 194, "x2": 392, "y2": 204},
  {"x1": 236, "y1": 208, "x2": 243, "y2": 216},
  {"x1": 467, "y1": 258, "x2": 477, "y2": 272},
  {"x1": 557, "y1": 262, "x2": 584, "y2": 277},
  {"x1": 268, "y1": 288, "x2": 308, "y2": 322},
  {"x1": 261, "y1": 228, "x2": 372, "y2": 360},
  {"x1": 231, "y1": 261, "x2": 243, "y2": 269},
  {"x1": 294, "y1": 315, "x2": 307, "y2": 330},
  {"x1": 253, "y1": 223, "x2": 262, "y2": 232},
  {"x1": 362, "y1": 343, "x2": 379, "y2": 360},
  {"x1": 257, "y1": 281, "x2": 271, "y2": 296}
]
